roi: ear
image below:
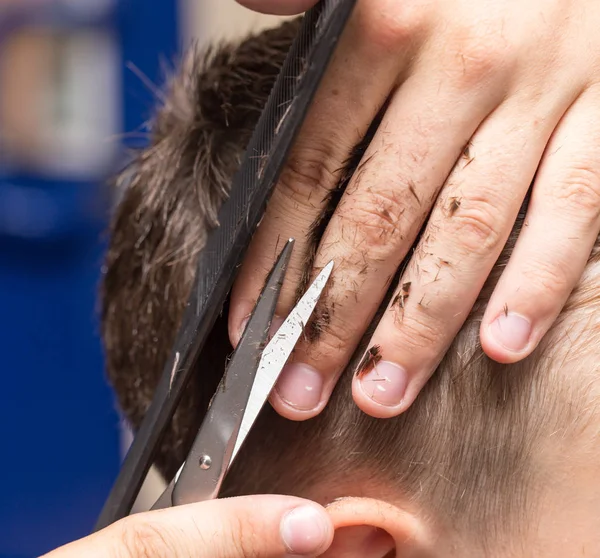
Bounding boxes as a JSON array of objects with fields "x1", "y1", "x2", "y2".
[{"x1": 320, "y1": 497, "x2": 434, "y2": 558}]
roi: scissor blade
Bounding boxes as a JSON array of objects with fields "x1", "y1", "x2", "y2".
[
  {"x1": 230, "y1": 261, "x2": 334, "y2": 463},
  {"x1": 168, "y1": 239, "x2": 295, "y2": 507},
  {"x1": 93, "y1": 1, "x2": 356, "y2": 530}
]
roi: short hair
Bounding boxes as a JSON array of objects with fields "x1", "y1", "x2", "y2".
[{"x1": 101, "y1": 19, "x2": 600, "y2": 551}]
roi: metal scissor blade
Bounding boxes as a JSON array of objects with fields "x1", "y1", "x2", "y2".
[
  {"x1": 151, "y1": 259, "x2": 334, "y2": 510},
  {"x1": 230, "y1": 261, "x2": 334, "y2": 463},
  {"x1": 161, "y1": 239, "x2": 295, "y2": 507},
  {"x1": 93, "y1": 1, "x2": 355, "y2": 531}
]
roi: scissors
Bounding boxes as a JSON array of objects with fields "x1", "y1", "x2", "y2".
[
  {"x1": 151, "y1": 239, "x2": 333, "y2": 509},
  {"x1": 95, "y1": 0, "x2": 356, "y2": 531}
]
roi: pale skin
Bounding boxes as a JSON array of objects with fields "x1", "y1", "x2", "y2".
[
  {"x1": 42, "y1": 496, "x2": 334, "y2": 558},
  {"x1": 41, "y1": 409, "x2": 600, "y2": 557},
  {"x1": 45, "y1": 2, "x2": 600, "y2": 553},
  {"x1": 310, "y1": 424, "x2": 600, "y2": 558},
  {"x1": 230, "y1": 0, "x2": 600, "y2": 419}
]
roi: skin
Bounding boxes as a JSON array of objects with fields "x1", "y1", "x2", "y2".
[
  {"x1": 42, "y1": 438, "x2": 600, "y2": 558},
  {"x1": 46, "y1": 7, "x2": 600, "y2": 553},
  {"x1": 230, "y1": 0, "x2": 600, "y2": 419},
  {"x1": 315, "y1": 421, "x2": 600, "y2": 558},
  {"x1": 42, "y1": 496, "x2": 334, "y2": 558}
]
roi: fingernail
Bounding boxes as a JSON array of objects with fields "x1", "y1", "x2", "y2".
[
  {"x1": 281, "y1": 505, "x2": 331, "y2": 556},
  {"x1": 359, "y1": 361, "x2": 408, "y2": 407},
  {"x1": 490, "y1": 312, "x2": 531, "y2": 352},
  {"x1": 275, "y1": 363, "x2": 323, "y2": 411}
]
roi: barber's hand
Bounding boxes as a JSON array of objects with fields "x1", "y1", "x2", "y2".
[
  {"x1": 43, "y1": 496, "x2": 333, "y2": 558},
  {"x1": 231, "y1": 0, "x2": 600, "y2": 419}
]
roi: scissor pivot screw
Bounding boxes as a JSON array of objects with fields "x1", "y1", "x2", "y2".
[{"x1": 199, "y1": 454, "x2": 212, "y2": 470}]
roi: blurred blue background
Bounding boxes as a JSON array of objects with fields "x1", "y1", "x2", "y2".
[
  {"x1": 0, "y1": 1, "x2": 283, "y2": 554},
  {"x1": 0, "y1": 1, "x2": 179, "y2": 555}
]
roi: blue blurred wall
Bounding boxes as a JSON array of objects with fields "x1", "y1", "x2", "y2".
[{"x1": 0, "y1": 1, "x2": 179, "y2": 555}]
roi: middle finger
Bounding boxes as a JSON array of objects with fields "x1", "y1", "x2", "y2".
[
  {"x1": 354, "y1": 89, "x2": 576, "y2": 418},
  {"x1": 270, "y1": 55, "x2": 503, "y2": 418}
]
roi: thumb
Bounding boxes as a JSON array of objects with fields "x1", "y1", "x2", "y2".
[
  {"x1": 235, "y1": 0, "x2": 319, "y2": 15},
  {"x1": 44, "y1": 495, "x2": 334, "y2": 558}
]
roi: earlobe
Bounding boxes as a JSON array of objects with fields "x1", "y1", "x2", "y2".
[{"x1": 321, "y1": 497, "x2": 433, "y2": 558}]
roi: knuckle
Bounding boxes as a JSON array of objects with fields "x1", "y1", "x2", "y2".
[
  {"x1": 277, "y1": 144, "x2": 339, "y2": 208},
  {"x1": 557, "y1": 164, "x2": 600, "y2": 221},
  {"x1": 447, "y1": 195, "x2": 503, "y2": 255},
  {"x1": 386, "y1": 310, "x2": 441, "y2": 354},
  {"x1": 520, "y1": 257, "x2": 571, "y2": 299},
  {"x1": 347, "y1": 189, "x2": 406, "y2": 249},
  {"x1": 360, "y1": 0, "x2": 426, "y2": 51},
  {"x1": 117, "y1": 518, "x2": 176, "y2": 558},
  {"x1": 305, "y1": 310, "x2": 359, "y2": 362},
  {"x1": 321, "y1": 326, "x2": 354, "y2": 355},
  {"x1": 450, "y1": 29, "x2": 512, "y2": 88}
]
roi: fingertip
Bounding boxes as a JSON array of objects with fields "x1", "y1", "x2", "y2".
[
  {"x1": 479, "y1": 311, "x2": 536, "y2": 364},
  {"x1": 280, "y1": 504, "x2": 334, "y2": 556},
  {"x1": 352, "y1": 377, "x2": 408, "y2": 419},
  {"x1": 351, "y1": 358, "x2": 412, "y2": 418},
  {"x1": 269, "y1": 362, "x2": 329, "y2": 420},
  {"x1": 269, "y1": 389, "x2": 328, "y2": 421}
]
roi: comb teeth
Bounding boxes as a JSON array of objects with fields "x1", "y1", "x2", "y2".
[
  {"x1": 195, "y1": 0, "x2": 358, "y2": 309},
  {"x1": 93, "y1": 0, "x2": 357, "y2": 530}
]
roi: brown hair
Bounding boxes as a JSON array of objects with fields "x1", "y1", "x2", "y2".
[{"x1": 101, "y1": 19, "x2": 600, "y2": 551}]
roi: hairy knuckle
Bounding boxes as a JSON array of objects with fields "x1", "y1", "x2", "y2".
[
  {"x1": 320, "y1": 321, "x2": 355, "y2": 355},
  {"x1": 303, "y1": 311, "x2": 358, "y2": 365},
  {"x1": 278, "y1": 145, "x2": 338, "y2": 207},
  {"x1": 557, "y1": 164, "x2": 600, "y2": 221},
  {"x1": 388, "y1": 312, "x2": 441, "y2": 354},
  {"x1": 347, "y1": 189, "x2": 406, "y2": 249},
  {"x1": 449, "y1": 196, "x2": 503, "y2": 255}
]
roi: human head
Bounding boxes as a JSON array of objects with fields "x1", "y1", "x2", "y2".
[{"x1": 102, "y1": 19, "x2": 600, "y2": 557}]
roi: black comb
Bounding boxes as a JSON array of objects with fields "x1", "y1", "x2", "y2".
[{"x1": 94, "y1": 0, "x2": 357, "y2": 531}]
